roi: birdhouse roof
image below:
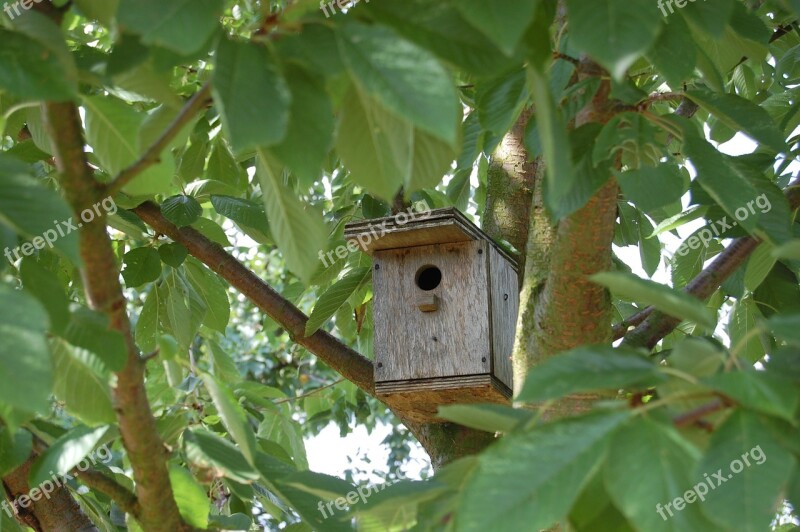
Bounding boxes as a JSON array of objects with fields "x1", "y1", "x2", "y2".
[{"x1": 344, "y1": 207, "x2": 518, "y2": 270}]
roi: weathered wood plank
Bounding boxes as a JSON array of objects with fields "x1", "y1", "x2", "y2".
[
  {"x1": 377, "y1": 374, "x2": 511, "y2": 424},
  {"x1": 373, "y1": 240, "x2": 491, "y2": 383},
  {"x1": 489, "y1": 246, "x2": 517, "y2": 390}
]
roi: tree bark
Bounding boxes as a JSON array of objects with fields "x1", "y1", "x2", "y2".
[
  {"x1": 511, "y1": 60, "x2": 619, "y2": 418},
  {"x1": 482, "y1": 108, "x2": 543, "y2": 271},
  {"x1": 43, "y1": 102, "x2": 188, "y2": 532},
  {"x1": 2, "y1": 456, "x2": 97, "y2": 532}
]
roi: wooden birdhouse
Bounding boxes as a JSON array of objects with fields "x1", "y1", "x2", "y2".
[{"x1": 344, "y1": 208, "x2": 519, "y2": 423}]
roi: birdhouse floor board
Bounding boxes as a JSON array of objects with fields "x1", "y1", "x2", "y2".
[{"x1": 376, "y1": 374, "x2": 511, "y2": 424}]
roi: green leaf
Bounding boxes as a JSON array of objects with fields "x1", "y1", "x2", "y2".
[
  {"x1": 258, "y1": 408, "x2": 308, "y2": 470},
  {"x1": 475, "y1": 68, "x2": 529, "y2": 136},
  {"x1": 51, "y1": 340, "x2": 116, "y2": 427},
  {"x1": 528, "y1": 67, "x2": 575, "y2": 220},
  {"x1": 616, "y1": 165, "x2": 686, "y2": 214},
  {"x1": 20, "y1": 258, "x2": 70, "y2": 333},
  {"x1": 202, "y1": 374, "x2": 258, "y2": 466},
  {"x1": 696, "y1": 410, "x2": 796, "y2": 532},
  {"x1": 686, "y1": 90, "x2": 786, "y2": 152},
  {"x1": 436, "y1": 403, "x2": 533, "y2": 433},
  {"x1": 605, "y1": 417, "x2": 713, "y2": 532},
  {"x1": 590, "y1": 271, "x2": 716, "y2": 328},
  {"x1": 163, "y1": 270, "x2": 206, "y2": 350},
  {"x1": 256, "y1": 150, "x2": 327, "y2": 284},
  {"x1": 767, "y1": 313, "x2": 800, "y2": 345},
  {"x1": 212, "y1": 39, "x2": 290, "y2": 154},
  {"x1": 29, "y1": 425, "x2": 109, "y2": 487},
  {"x1": 727, "y1": 298, "x2": 765, "y2": 363},
  {"x1": 0, "y1": 428, "x2": 32, "y2": 477},
  {"x1": 135, "y1": 286, "x2": 160, "y2": 353},
  {"x1": 73, "y1": 0, "x2": 119, "y2": 26},
  {"x1": 0, "y1": 158, "x2": 80, "y2": 265},
  {"x1": 121, "y1": 247, "x2": 162, "y2": 287},
  {"x1": 83, "y1": 96, "x2": 174, "y2": 196},
  {"x1": 168, "y1": 466, "x2": 210, "y2": 529},
  {"x1": 161, "y1": 195, "x2": 202, "y2": 227},
  {"x1": 305, "y1": 267, "x2": 371, "y2": 336},
  {"x1": 362, "y1": 0, "x2": 515, "y2": 77},
  {"x1": 452, "y1": 0, "x2": 538, "y2": 55},
  {"x1": 406, "y1": 124, "x2": 458, "y2": 194},
  {"x1": 158, "y1": 243, "x2": 188, "y2": 268},
  {"x1": 339, "y1": 22, "x2": 459, "y2": 146},
  {"x1": 703, "y1": 371, "x2": 800, "y2": 422},
  {"x1": 743, "y1": 243, "x2": 776, "y2": 292},
  {"x1": 772, "y1": 240, "x2": 800, "y2": 260},
  {"x1": 62, "y1": 308, "x2": 128, "y2": 372},
  {"x1": 0, "y1": 285, "x2": 52, "y2": 414},
  {"x1": 337, "y1": 86, "x2": 409, "y2": 201},
  {"x1": 205, "y1": 137, "x2": 244, "y2": 191},
  {"x1": 517, "y1": 346, "x2": 666, "y2": 402},
  {"x1": 565, "y1": 0, "x2": 661, "y2": 80},
  {"x1": 679, "y1": 0, "x2": 735, "y2": 37},
  {"x1": 118, "y1": 0, "x2": 222, "y2": 55},
  {"x1": 183, "y1": 259, "x2": 229, "y2": 333},
  {"x1": 0, "y1": 29, "x2": 76, "y2": 101},
  {"x1": 457, "y1": 412, "x2": 629, "y2": 530},
  {"x1": 271, "y1": 66, "x2": 334, "y2": 186},
  {"x1": 184, "y1": 429, "x2": 260, "y2": 483},
  {"x1": 645, "y1": 14, "x2": 697, "y2": 88},
  {"x1": 209, "y1": 195, "x2": 270, "y2": 240}
]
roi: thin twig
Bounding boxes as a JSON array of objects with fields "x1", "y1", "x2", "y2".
[
  {"x1": 273, "y1": 379, "x2": 344, "y2": 405},
  {"x1": 106, "y1": 83, "x2": 212, "y2": 196},
  {"x1": 673, "y1": 398, "x2": 730, "y2": 428}
]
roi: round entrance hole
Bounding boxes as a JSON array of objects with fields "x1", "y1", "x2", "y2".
[{"x1": 415, "y1": 265, "x2": 442, "y2": 291}]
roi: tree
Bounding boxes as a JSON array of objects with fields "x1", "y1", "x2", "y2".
[{"x1": 0, "y1": 0, "x2": 799, "y2": 530}]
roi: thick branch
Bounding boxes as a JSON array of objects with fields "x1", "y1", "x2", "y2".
[
  {"x1": 3, "y1": 455, "x2": 97, "y2": 532},
  {"x1": 106, "y1": 83, "x2": 212, "y2": 196},
  {"x1": 623, "y1": 177, "x2": 800, "y2": 349},
  {"x1": 43, "y1": 102, "x2": 187, "y2": 532},
  {"x1": 132, "y1": 202, "x2": 376, "y2": 395}
]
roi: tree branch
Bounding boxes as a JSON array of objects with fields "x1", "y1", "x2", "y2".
[
  {"x1": 132, "y1": 201, "x2": 376, "y2": 396},
  {"x1": 75, "y1": 470, "x2": 140, "y2": 518},
  {"x1": 672, "y1": 398, "x2": 730, "y2": 428},
  {"x1": 43, "y1": 102, "x2": 189, "y2": 531},
  {"x1": 105, "y1": 83, "x2": 212, "y2": 196},
  {"x1": 622, "y1": 176, "x2": 800, "y2": 349}
]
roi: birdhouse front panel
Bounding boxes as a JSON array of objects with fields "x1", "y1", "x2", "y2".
[
  {"x1": 372, "y1": 240, "x2": 491, "y2": 383},
  {"x1": 343, "y1": 207, "x2": 519, "y2": 423}
]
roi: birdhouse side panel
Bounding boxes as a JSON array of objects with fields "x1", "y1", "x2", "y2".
[
  {"x1": 489, "y1": 246, "x2": 518, "y2": 391},
  {"x1": 373, "y1": 241, "x2": 491, "y2": 383}
]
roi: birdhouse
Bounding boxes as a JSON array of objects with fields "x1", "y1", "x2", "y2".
[{"x1": 344, "y1": 208, "x2": 519, "y2": 423}]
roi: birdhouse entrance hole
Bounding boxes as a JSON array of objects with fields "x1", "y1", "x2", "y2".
[{"x1": 415, "y1": 265, "x2": 441, "y2": 291}]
